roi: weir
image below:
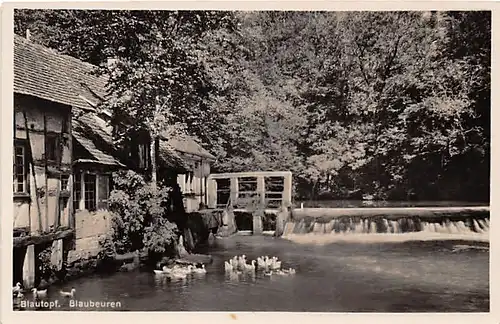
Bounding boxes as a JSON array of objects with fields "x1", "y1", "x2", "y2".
[
  {"x1": 282, "y1": 206, "x2": 490, "y2": 238},
  {"x1": 205, "y1": 171, "x2": 489, "y2": 240}
]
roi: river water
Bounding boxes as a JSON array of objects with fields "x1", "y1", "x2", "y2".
[{"x1": 19, "y1": 233, "x2": 489, "y2": 312}]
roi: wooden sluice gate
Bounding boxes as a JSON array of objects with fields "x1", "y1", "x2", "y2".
[
  {"x1": 203, "y1": 171, "x2": 489, "y2": 237},
  {"x1": 206, "y1": 171, "x2": 293, "y2": 236}
]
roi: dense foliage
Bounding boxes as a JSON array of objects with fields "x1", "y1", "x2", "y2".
[
  {"x1": 15, "y1": 10, "x2": 490, "y2": 202},
  {"x1": 107, "y1": 170, "x2": 178, "y2": 254},
  {"x1": 37, "y1": 246, "x2": 58, "y2": 281}
]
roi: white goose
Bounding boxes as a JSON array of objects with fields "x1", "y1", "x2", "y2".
[
  {"x1": 12, "y1": 282, "x2": 22, "y2": 294},
  {"x1": 264, "y1": 256, "x2": 272, "y2": 267},
  {"x1": 192, "y1": 264, "x2": 207, "y2": 274},
  {"x1": 183, "y1": 265, "x2": 194, "y2": 274},
  {"x1": 270, "y1": 257, "x2": 281, "y2": 270},
  {"x1": 31, "y1": 288, "x2": 47, "y2": 298},
  {"x1": 275, "y1": 269, "x2": 288, "y2": 276},
  {"x1": 162, "y1": 265, "x2": 175, "y2": 274},
  {"x1": 60, "y1": 288, "x2": 76, "y2": 298},
  {"x1": 257, "y1": 257, "x2": 267, "y2": 269},
  {"x1": 173, "y1": 265, "x2": 193, "y2": 276},
  {"x1": 244, "y1": 260, "x2": 256, "y2": 272},
  {"x1": 170, "y1": 272, "x2": 187, "y2": 280},
  {"x1": 224, "y1": 261, "x2": 233, "y2": 272},
  {"x1": 238, "y1": 255, "x2": 247, "y2": 270}
]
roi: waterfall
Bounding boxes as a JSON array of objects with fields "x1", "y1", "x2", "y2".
[{"x1": 281, "y1": 215, "x2": 489, "y2": 237}]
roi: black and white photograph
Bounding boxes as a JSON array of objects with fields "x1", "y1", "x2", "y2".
[{"x1": 2, "y1": 4, "x2": 492, "y2": 316}]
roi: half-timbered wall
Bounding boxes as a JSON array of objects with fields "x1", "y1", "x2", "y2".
[
  {"x1": 177, "y1": 156, "x2": 211, "y2": 212},
  {"x1": 13, "y1": 94, "x2": 73, "y2": 234}
]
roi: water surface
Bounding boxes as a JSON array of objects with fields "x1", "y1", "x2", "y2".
[{"x1": 17, "y1": 235, "x2": 489, "y2": 312}]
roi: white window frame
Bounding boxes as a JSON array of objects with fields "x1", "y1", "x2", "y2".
[
  {"x1": 13, "y1": 144, "x2": 27, "y2": 194},
  {"x1": 75, "y1": 171, "x2": 99, "y2": 211}
]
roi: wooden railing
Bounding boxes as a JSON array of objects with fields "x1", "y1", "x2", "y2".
[{"x1": 207, "y1": 171, "x2": 292, "y2": 211}]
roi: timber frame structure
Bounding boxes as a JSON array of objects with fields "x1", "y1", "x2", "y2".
[
  {"x1": 12, "y1": 34, "x2": 221, "y2": 287},
  {"x1": 206, "y1": 171, "x2": 293, "y2": 235},
  {"x1": 12, "y1": 34, "x2": 99, "y2": 288}
]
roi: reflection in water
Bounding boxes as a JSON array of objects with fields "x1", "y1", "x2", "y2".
[{"x1": 14, "y1": 235, "x2": 489, "y2": 312}]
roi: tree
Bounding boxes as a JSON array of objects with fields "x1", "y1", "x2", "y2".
[{"x1": 15, "y1": 9, "x2": 490, "y2": 202}]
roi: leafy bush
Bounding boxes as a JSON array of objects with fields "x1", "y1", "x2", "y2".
[
  {"x1": 97, "y1": 234, "x2": 116, "y2": 261},
  {"x1": 143, "y1": 216, "x2": 178, "y2": 254},
  {"x1": 108, "y1": 170, "x2": 178, "y2": 255},
  {"x1": 38, "y1": 247, "x2": 58, "y2": 280}
]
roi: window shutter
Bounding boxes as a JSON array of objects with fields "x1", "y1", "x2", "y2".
[{"x1": 97, "y1": 174, "x2": 110, "y2": 210}]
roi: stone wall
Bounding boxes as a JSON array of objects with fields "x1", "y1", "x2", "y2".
[
  {"x1": 67, "y1": 209, "x2": 113, "y2": 264},
  {"x1": 217, "y1": 208, "x2": 237, "y2": 237}
]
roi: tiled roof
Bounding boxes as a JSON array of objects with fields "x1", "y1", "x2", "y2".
[
  {"x1": 14, "y1": 34, "x2": 106, "y2": 111},
  {"x1": 15, "y1": 34, "x2": 215, "y2": 165},
  {"x1": 72, "y1": 109, "x2": 123, "y2": 167},
  {"x1": 73, "y1": 131, "x2": 124, "y2": 167},
  {"x1": 74, "y1": 111, "x2": 113, "y2": 146},
  {"x1": 164, "y1": 136, "x2": 216, "y2": 161},
  {"x1": 158, "y1": 141, "x2": 190, "y2": 172},
  {"x1": 73, "y1": 110, "x2": 188, "y2": 172}
]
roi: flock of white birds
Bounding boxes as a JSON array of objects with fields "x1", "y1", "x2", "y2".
[
  {"x1": 12, "y1": 282, "x2": 76, "y2": 299},
  {"x1": 153, "y1": 255, "x2": 297, "y2": 281},
  {"x1": 224, "y1": 255, "x2": 296, "y2": 276},
  {"x1": 153, "y1": 264, "x2": 207, "y2": 280}
]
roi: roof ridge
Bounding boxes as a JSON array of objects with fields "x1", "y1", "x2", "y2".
[{"x1": 14, "y1": 34, "x2": 99, "y2": 71}]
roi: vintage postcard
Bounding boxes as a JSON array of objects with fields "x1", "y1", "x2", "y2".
[{"x1": 0, "y1": 1, "x2": 497, "y2": 324}]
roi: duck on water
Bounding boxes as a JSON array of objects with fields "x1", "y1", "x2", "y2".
[{"x1": 224, "y1": 254, "x2": 296, "y2": 276}]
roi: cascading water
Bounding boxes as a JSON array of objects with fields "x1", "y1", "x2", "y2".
[{"x1": 282, "y1": 216, "x2": 490, "y2": 237}]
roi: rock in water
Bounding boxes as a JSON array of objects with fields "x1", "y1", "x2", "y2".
[{"x1": 177, "y1": 235, "x2": 189, "y2": 257}]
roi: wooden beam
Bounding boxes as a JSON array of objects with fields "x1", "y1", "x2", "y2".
[
  {"x1": 283, "y1": 173, "x2": 292, "y2": 206},
  {"x1": 13, "y1": 228, "x2": 74, "y2": 248},
  {"x1": 230, "y1": 177, "x2": 238, "y2": 207},
  {"x1": 208, "y1": 171, "x2": 292, "y2": 179},
  {"x1": 14, "y1": 227, "x2": 30, "y2": 237},
  {"x1": 257, "y1": 176, "x2": 265, "y2": 207},
  {"x1": 234, "y1": 208, "x2": 280, "y2": 215},
  {"x1": 50, "y1": 239, "x2": 63, "y2": 271},
  {"x1": 67, "y1": 113, "x2": 75, "y2": 230},
  {"x1": 23, "y1": 245, "x2": 35, "y2": 288},
  {"x1": 253, "y1": 212, "x2": 263, "y2": 235},
  {"x1": 23, "y1": 110, "x2": 42, "y2": 234}
]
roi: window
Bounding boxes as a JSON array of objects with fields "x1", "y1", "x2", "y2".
[
  {"x1": 73, "y1": 172, "x2": 81, "y2": 211},
  {"x1": 45, "y1": 134, "x2": 60, "y2": 162},
  {"x1": 84, "y1": 173, "x2": 97, "y2": 211},
  {"x1": 60, "y1": 173, "x2": 70, "y2": 198},
  {"x1": 62, "y1": 114, "x2": 69, "y2": 134},
  {"x1": 185, "y1": 172, "x2": 194, "y2": 193},
  {"x1": 60, "y1": 174, "x2": 70, "y2": 191},
  {"x1": 138, "y1": 143, "x2": 150, "y2": 169},
  {"x1": 73, "y1": 172, "x2": 111, "y2": 212},
  {"x1": 13, "y1": 145, "x2": 27, "y2": 194},
  {"x1": 97, "y1": 175, "x2": 110, "y2": 210}
]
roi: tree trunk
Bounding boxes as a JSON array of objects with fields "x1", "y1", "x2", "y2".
[{"x1": 150, "y1": 132, "x2": 157, "y2": 189}]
